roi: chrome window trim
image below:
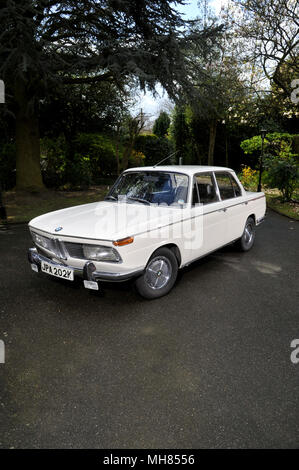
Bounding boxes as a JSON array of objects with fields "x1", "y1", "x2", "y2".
[
  {"x1": 192, "y1": 172, "x2": 220, "y2": 206},
  {"x1": 213, "y1": 170, "x2": 243, "y2": 202}
]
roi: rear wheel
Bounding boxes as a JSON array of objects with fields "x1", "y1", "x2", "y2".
[
  {"x1": 237, "y1": 216, "x2": 256, "y2": 252},
  {"x1": 135, "y1": 247, "x2": 178, "y2": 299}
]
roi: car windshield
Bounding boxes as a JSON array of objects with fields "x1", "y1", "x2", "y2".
[{"x1": 106, "y1": 171, "x2": 189, "y2": 206}]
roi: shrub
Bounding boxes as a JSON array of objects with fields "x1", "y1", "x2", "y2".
[
  {"x1": 264, "y1": 140, "x2": 298, "y2": 202},
  {"x1": 40, "y1": 135, "x2": 67, "y2": 188},
  {"x1": 40, "y1": 133, "x2": 118, "y2": 189},
  {"x1": 129, "y1": 150, "x2": 146, "y2": 167},
  {"x1": 240, "y1": 132, "x2": 297, "y2": 155},
  {"x1": 240, "y1": 133, "x2": 299, "y2": 201},
  {"x1": 239, "y1": 166, "x2": 258, "y2": 191},
  {"x1": 65, "y1": 155, "x2": 93, "y2": 190},
  {"x1": 134, "y1": 134, "x2": 174, "y2": 166},
  {"x1": 74, "y1": 133, "x2": 117, "y2": 181}
]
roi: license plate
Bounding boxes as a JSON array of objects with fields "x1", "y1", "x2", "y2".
[{"x1": 41, "y1": 260, "x2": 74, "y2": 281}]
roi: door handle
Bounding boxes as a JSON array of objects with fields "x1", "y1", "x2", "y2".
[{"x1": 223, "y1": 208, "x2": 227, "y2": 212}]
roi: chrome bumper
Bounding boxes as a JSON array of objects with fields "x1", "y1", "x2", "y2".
[{"x1": 28, "y1": 248, "x2": 143, "y2": 283}]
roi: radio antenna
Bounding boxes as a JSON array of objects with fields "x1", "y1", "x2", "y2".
[{"x1": 153, "y1": 150, "x2": 179, "y2": 168}]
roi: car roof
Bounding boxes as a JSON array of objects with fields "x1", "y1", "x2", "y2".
[{"x1": 124, "y1": 165, "x2": 235, "y2": 176}]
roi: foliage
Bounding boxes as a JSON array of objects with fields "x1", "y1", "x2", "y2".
[
  {"x1": 240, "y1": 133, "x2": 297, "y2": 155},
  {"x1": 121, "y1": 115, "x2": 145, "y2": 170},
  {"x1": 240, "y1": 133, "x2": 299, "y2": 201},
  {"x1": 39, "y1": 81, "x2": 132, "y2": 140},
  {"x1": 40, "y1": 133, "x2": 120, "y2": 189},
  {"x1": 153, "y1": 112, "x2": 171, "y2": 138},
  {"x1": 135, "y1": 134, "x2": 174, "y2": 166},
  {"x1": 238, "y1": 166, "x2": 258, "y2": 190},
  {"x1": 169, "y1": 107, "x2": 193, "y2": 164},
  {"x1": 40, "y1": 136, "x2": 67, "y2": 188},
  {"x1": 264, "y1": 140, "x2": 298, "y2": 202},
  {"x1": 129, "y1": 150, "x2": 146, "y2": 167},
  {"x1": 265, "y1": 159, "x2": 298, "y2": 202},
  {"x1": 0, "y1": 0, "x2": 223, "y2": 191},
  {"x1": 74, "y1": 133, "x2": 117, "y2": 179},
  {"x1": 65, "y1": 157, "x2": 93, "y2": 190}
]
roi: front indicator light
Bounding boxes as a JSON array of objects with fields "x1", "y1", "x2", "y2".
[{"x1": 113, "y1": 237, "x2": 134, "y2": 247}]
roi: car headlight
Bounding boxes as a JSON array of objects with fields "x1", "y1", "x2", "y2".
[
  {"x1": 83, "y1": 245, "x2": 122, "y2": 262},
  {"x1": 31, "y1": 231, "x2": 51, "y2": 250}
]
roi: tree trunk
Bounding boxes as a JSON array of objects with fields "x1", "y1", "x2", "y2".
[
  {"x1": 225, "y1": 133, "x2": 229, "y2": 167},
  {"x1": 208, "y1": 120, "x2": 217, "y2": 166},
  {"x1": 15, "y1": 80, "x2": 44, "y2": 191}
]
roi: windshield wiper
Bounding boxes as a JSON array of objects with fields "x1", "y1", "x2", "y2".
[
  {"x1": 104, "y1": 195, "x2": 117, "y2": 201},
  {"x1": 127, "y1": 197, "x2": 150, "y2": 205}
]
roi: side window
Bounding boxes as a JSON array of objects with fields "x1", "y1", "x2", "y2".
[
  {"x1": 194, "y1": 173, "x2": 218, "y2": 205},
  {"x1": 229, "y1": 174, "x2": 242, "y2": 197},
  {"x1": 215, "y1": 173, "x2": 235, "y2": 200}
]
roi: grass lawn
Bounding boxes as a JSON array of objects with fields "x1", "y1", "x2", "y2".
[
  {"x1": 265, "y1": 193, "x2": 299, "y2": 221},
  {"x1": 239, "y1": 178, "x2": 299, "y2": 221},
  {"x1": 3, "y1": 186, "x2": 109, "y2": 224}
]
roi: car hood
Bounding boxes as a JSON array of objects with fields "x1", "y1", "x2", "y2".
[{"x1": 29, "y1": 200, "x2": 188, "y2": 241}]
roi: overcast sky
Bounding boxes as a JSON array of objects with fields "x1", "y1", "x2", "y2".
[{"x1": 131, "y1": 0, "x2": 228, "y2": 121}]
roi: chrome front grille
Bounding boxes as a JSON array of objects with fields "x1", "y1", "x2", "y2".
[
  {"x1": 64, "y1": 242, "x2": 85, "y2": 259},
  {"x1": 31, "y1": 230, "x2": 88, "y2": 260}
]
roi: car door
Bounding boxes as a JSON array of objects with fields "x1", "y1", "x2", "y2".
[
  {"x1": 214, "y1": 172, "x2": 246, "y2": 243},
  {"x1": 191, "y1": 172, "x2": 227, "y2": 258}
]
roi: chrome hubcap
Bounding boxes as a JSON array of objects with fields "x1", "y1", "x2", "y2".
[
  {"x1": 244, "y1": 223, "x2": 253, "y2": 245},
  {"x1": 145, "y1": 256, "x2": 172, "y2": 290}
]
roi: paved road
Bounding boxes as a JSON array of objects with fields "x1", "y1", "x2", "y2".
[{"x1": 0, "y1": 210, "x2": 298, "y2": 448}]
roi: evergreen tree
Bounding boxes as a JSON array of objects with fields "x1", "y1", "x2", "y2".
[
  {"x1": 0, "y1": 0, "x2": 222, "y2": 190},
  {"x1": 153, "y1": 112, "x2": 171, "y2": 138}
]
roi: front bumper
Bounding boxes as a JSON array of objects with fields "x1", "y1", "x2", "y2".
[{"x1": 28, "y1": 248, "x2": 143, "y2": 283}]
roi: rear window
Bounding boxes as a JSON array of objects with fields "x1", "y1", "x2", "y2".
[{"x1": 215, "y1": 173, "x2": 241, "y2": 200}]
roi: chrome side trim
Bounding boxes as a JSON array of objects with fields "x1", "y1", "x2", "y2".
[
  {"x1": 248, "y1": 195, "x2": 265, "y2": 202},
  {"x1": 30, "y1": 194, "x2": 266, "y2": 243}
]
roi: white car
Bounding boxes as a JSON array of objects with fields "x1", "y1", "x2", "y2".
[{"x1": 28, "y1": 166, "x2": 266, "y2": 299}]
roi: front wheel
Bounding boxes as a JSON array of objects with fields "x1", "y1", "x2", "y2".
[
  {"x1": 135, "y1": 247, "x2": 178, "y2": 299},
  {"x1": 237, "y1": 216, "x2": 256, "y2": 252}
]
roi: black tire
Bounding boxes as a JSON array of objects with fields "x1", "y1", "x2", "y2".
[
  {"x1": 135, "y1": 247, "x2": 178, "y2": 299},
  {"x1": 237, "y1": 216, "x2": 256, "y2": 252}
]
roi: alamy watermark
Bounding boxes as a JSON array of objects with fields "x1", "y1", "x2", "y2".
[
  {"x1": 291, "y1": 79, "x2": 299, "y2": 105},
  {"x1": 0, "y1": 80, "x2": 4, "y2": 104},
  {"x1": 0, "y1": 339, "x2": 5, "y2": 364},
  {"x1": 94, "y1": 200, "x2": 204, "y2": 250},
  {"x1": 290, "y1": 339, "x2": 299, "y2": 364}
]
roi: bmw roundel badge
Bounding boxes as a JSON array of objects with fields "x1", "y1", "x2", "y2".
[{"x1": 55, "y1": 226, "x2": 63, "y2": 232}]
